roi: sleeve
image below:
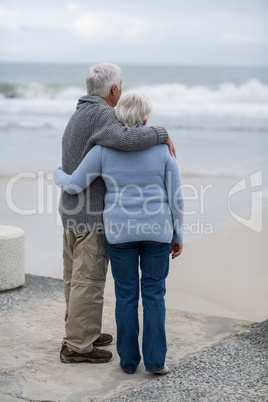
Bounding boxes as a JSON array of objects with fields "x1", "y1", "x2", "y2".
[
  {"x1": 54, "y1": 145, "x2": 102, "y2": 194},
  {"x1": 89, "y1": 106, "x2": 169, "y2": 151},
  {"x1": 164, "y1": 154, "x2": 184, "y2": 243}
]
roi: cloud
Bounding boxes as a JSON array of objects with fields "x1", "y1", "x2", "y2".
[
  {"x1": 67, "y1": 4, "x2": 78, "y2": 11},
  {"x1": 73, "y1": 13, "x2": 105, "y2": 38},
  {"x1": 222, "y1": 31, "x2": 268, "y2": 44},
  {"x1": 73, "y1": 13, "x2": 157, "y2": 42},
  {"x1": 0, "y1": 1, "x2": 267, "y2": 65},
  {"x1": 0, "y1": 7, "x2": 20, "y2": 31},
  {"x1": 72, "y1": 12, "x2": 203, "y2": 43},
  {"x1": 0, "y1": 6, "x2": 76, "y2": 34}
]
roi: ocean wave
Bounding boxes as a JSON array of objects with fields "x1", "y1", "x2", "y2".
[
  {"x1": 0, "y1": 80, "x2": 268, "y2": 120},
  {"x1": 125, "y1": 80, "x2": 268, "y2": 118},
  {"x1": 1, "y1": 79, "x2": 268, "y2": 101},
  {"x1": 155, "y1": 122, "x2": 268, "y2": 132},
  {"x1": 138, "y1": 79, "x2": 268, "y2": 103},
  {"x1": 0, "y1": 82, "x2": 85, "y2": 99},
  {"x1": 1, "y1": 119, "x2": 267, "y2": 131},
  {"x1": 0, "y1": 120, "x2": 66, "y2": 129},
  {"x1": 181, "y1": 171, "x2": 243, "y2": 179}
]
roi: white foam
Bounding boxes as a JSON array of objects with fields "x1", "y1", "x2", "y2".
[
  {"x1": 11, "y1": 82, "x2": 85, "y2": 100},
  {"x1": 0, "y1": 80, "x2": 268, "y2": 129},
  {"x1": 125, "y1": 80, "x2": 268, "y2": 118}
]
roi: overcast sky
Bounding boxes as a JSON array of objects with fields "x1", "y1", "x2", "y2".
[{"x1": 0, "y1": 0, "x2": 267, "y2": 66}]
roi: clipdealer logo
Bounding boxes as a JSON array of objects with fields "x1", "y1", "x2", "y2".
[{"x1": 228, "y1": 170, "x2": 263, "y2": 232}]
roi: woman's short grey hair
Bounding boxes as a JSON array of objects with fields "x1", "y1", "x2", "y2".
[
  {"x1": 115, "y1": 93, "x2": 153, "y2": 127},
  {"x1": 86, "y1": 63, "x2": 121, "y2": 98}
]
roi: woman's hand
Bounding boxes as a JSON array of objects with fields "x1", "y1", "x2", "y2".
[{"x1": 170, "y1": 242, "x2": 183, "y2": 259}]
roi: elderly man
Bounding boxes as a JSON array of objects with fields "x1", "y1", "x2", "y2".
[{"x1": 59, "y1": 62, "x2": 174, "y2": 363}]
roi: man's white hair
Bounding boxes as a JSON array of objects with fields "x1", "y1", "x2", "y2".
[
  {"x1": 115, "y1": 93, "x2": 153, "y2": 127},
  {"x1": 86, "y1": 63, "x2": 121, "y2": 98}
]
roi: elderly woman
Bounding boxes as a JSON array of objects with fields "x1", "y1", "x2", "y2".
[{"x1": 54, "y1": 94, "x2": 184, "y2": 375}]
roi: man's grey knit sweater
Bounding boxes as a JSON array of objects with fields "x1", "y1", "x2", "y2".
[{"x1": 59, "y1": 95, "x2": 169, "y2": 233}]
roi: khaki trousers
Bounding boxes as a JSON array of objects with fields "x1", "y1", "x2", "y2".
[{"x1": 63, "y1": 229, "x2": 109, "y2": 353}]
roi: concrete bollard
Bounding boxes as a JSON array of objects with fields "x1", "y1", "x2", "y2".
[{"x1": 0, "y1": 225, "x2": 25, "y2": 291}]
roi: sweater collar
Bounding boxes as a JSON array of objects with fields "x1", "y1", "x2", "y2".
[{"x1": 77, "y1": 95, "x2": 108, "y2": 107}]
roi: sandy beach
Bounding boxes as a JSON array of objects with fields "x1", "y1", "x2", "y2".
[{"x1": 0, "y1": 174, "x2": 267, "y2": 323}]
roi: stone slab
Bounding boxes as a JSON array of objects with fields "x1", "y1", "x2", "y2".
[{"x1": 0, "y1": 225, "x2": 25, "y2": 291}]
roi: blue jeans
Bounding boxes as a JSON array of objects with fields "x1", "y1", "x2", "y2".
[{"x1": 104, "y1": 238, "x2": 171, "y2": 373}]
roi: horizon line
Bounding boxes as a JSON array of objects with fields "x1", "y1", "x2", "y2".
[{"x1": 0, "y1": 60, "x2": 268, "y2": 69}]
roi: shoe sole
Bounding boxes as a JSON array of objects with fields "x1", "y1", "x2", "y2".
[{"x1": 60, "y1": 353, "x2": 112, "y2": 364}]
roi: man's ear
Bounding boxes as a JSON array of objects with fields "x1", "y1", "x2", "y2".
[{"x1": 111, "y1": 83, "x2": 118, "y2": 96}]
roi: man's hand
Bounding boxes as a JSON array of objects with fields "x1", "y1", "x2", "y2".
[
  {"x1": 166, "y1": 137, "x2": 176, "y2": 158},
  {"x1": 170, "y1": 242, "x2": 183, "y2": 259}
]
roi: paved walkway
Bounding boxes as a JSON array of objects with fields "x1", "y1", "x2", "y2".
[{"x1": 0, "y1": 275, "x2": 267, "y2": 401}]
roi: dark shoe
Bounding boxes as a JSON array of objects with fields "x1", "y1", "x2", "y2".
[
  {"x1": 60, "y1": 342, "x2": 112, "y2": 364},
  {"x1": 93, "y1": 333, "x2": 113, "y2": 347},
  {"x1": 122, "y1": 368, "x2": 136, "y2": 374},
  {"x1": 121, "y1": 364, "x2": 136, "y2": 374}
]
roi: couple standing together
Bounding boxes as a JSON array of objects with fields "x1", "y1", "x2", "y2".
[{"x1": 54, "y1": 62, "x2": 184, "y2": 375}]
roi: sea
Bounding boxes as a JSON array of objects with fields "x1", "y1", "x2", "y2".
[{"x1": 0, "y1": 63, "x2": 267, "y2": 178}]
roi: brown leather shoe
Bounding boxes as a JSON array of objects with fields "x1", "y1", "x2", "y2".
[
  {"x1": 93, "y1": 333, "x2": 113, "y2": 347},
  {"x1": 60, "y1": 342, "x2": 112, "y2": 363}
]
